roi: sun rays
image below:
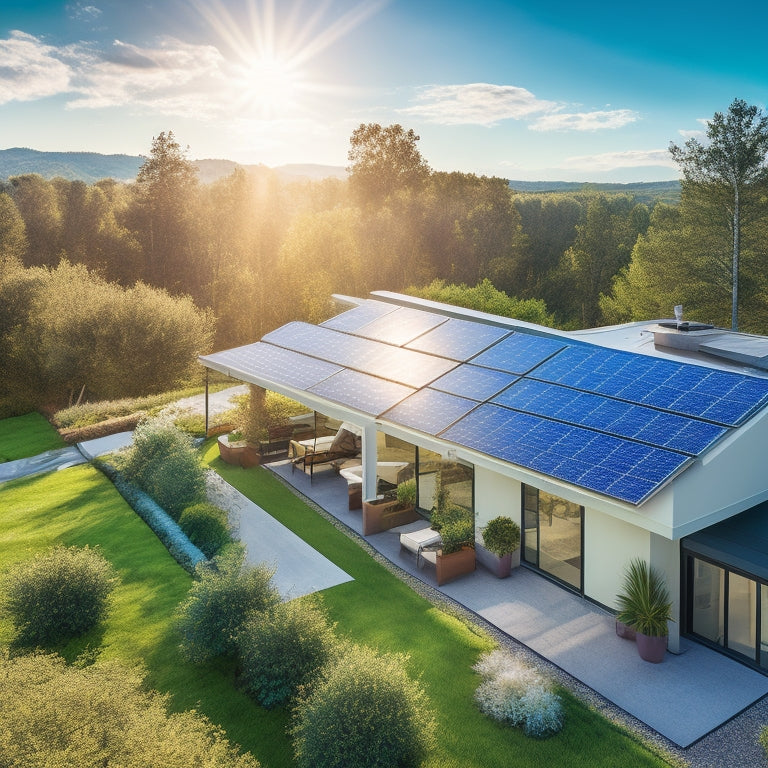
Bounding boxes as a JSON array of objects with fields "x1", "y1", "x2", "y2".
[{"x1": 189, "y1": 0, "x2": 386, "y2": 119}]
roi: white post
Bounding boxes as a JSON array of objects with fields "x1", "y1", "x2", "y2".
[{"x1": 361, "y1": 423, "x2": 378, "y2": 501}]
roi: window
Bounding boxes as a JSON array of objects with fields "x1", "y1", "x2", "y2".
[{"x1": 522, "y1": 485, "x2": 583, "y2": 592}]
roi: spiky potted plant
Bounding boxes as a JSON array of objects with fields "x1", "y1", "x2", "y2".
[{"x1": 615, "y1": 558, "x2": 673, "y2": 663}]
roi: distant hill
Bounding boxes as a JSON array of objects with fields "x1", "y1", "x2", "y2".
[
  {"x1": 508, "y1": 179, "x2": 681, "y2": 204},
  {"x1": 0, "y1": 147, "x2": 677, "y2": 203},
  {"x1": 0, "y1": 148, "x2": 143, "y2": 183}
]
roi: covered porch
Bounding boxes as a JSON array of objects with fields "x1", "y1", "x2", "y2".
[{"x1": 265, "y1": 456, "x2": 768, "y2": 752}]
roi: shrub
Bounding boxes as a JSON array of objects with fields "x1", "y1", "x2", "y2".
[
  {"x1": 473, "y1": 650, "x2": 563, "y2": 738},
  {"x1": 291, "y1": 643, "x2": 436, "y2": 768},
  {"x1": 0, "y1": 651, "x2": 260, "y2": 768},
  {"x1": 178, "y1": 503, "x2": 232, "y2": 559},
  {"x1": 481, "y1": 516, "x2": 521, "y2": 556},
  {"x1": 237, "y1": 597, "x2": 337, "y2": 708},
  {"x1": 1, "y1": 546, "x2": 119, "y2": 645},
  {"x1": 175, "y1": 545, "x2": 280, "y2": 663},
  {"x1": 99, "y1": 461, "x2": 206, "y2": 573},
  {"x1": 121, "y1": 417, "x2": 206, "y2": 518}
]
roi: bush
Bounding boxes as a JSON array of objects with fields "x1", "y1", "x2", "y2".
[
  {"x1": 237, "y1": 597, "x2": 337, "y2": 708},
  {"x1": 0, "y1": 651, "x2": 260, "y2": 768},
  {"x1": 99, "y1": 461, "x2": 206, "y2": 573},
  {"x1": 1, "y1": 546, "x2": 119, "y2": 646},
  {"x1": 473, "y1": 650, "x2": 563, "y2": 738},
  {"x1": 121, "y1": 417, "x2": 206, "y2": 518},
  {"x1": 175, "y1": 546, "x2": 280, "y2": 663},
  {"x1": 178, "y1": 503, "x2": 232, "y2": 559},
  {"x1": 291, "y1": 644, "x2": 436, "y2": 768}
]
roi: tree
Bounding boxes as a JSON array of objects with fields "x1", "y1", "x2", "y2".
[
  {"x1": 0, "y1": 652, "x2": 260, "y2": 768},
  {"x1": 0, "y1": 192, "x2": 27, "y2": 268},
  {"x1": 132, "y1": 131, "x2": 200, "y2": 291},
  {"x1": 347, "y1": 123, "x2": 431, "y2": 206},
  {"x1": 670, "y1": 99, "x2": 768, "y2": 330}
]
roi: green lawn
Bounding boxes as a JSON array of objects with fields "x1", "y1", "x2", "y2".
[
  {"x1": 0, "y1": 433, "x2": 677, "y2": 768},
  {"x1": 0, "y1": 412, "x2": 64, "y2": 461}
]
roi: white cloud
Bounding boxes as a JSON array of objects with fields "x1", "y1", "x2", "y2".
[
  {"x1": 530, "y1": 109, "x2": 638, "y2": 132},
  {"x1": 0, "y1": 31, "x2": 72, "y2": 104},
  {"x1": 561, "y1": 149, "x2": 676, "y2": 171},
  {"x1": 400, "y1": 83, "x2": 557, "y2": 125},
  {"x1": 66, "y1": 3, "x2": 103, "y2": 21}
]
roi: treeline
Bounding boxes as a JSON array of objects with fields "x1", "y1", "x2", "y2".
[
  {"x1": 0, "y1": 130, "x2": 657, "y2": 344},
  {"x1": 4, "y1": 124, "x2": 767, "y2": 414}
]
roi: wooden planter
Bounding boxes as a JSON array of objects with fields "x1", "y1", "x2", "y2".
[
  {"x1": 362, "y1": 498, "x2": 420, "y2": 535},
  {"x1": 218, "y1": 435, "x2": 263, "y2": 468},
  {"x1": 476, "y1": 544, "x2": 520, "y2": 578},
  {"x1": 435, "y1": 546, "x2": 476, "y2": 586}
]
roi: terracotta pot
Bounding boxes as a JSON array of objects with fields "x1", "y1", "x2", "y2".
[
  {"x1": 362, "y1": 499, "x2": 419, "y2": 535},
  {"x1": 636, "y1": 632, "x2": 667, "y2": 663},
  {"x1": 435, "y1": 546, "x2": 475, "y2": 586}
]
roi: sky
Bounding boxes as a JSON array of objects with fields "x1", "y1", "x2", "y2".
[{"x1": 1, "y1": 0, "x2": 766, "y2": 183}]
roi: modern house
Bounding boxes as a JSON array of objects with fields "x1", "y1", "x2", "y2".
[{"x1": 200, "y1": 290, "x2": 768, "y2": 673}]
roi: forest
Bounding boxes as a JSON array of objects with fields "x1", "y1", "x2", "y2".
[{"x1": 2, "y1": 107, "x2": 767, "y2": 417}]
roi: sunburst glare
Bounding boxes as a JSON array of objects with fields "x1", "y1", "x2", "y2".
[{"x1": 189, "y1": 0, "x2": 386, "y2": 119}]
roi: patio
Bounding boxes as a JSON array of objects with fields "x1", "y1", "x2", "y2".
[{"x1": 268, "y1": 458, "x2": 768, "y2": 750}]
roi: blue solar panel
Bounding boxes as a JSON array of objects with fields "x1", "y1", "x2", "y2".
[
  {"x1": 533, "y1": 345, "x2": 768, "y2": 427},
  {"x1": 355, "y1": 307, "x2": 448, "y2": 346},
  {"x1": 440, "y1": 403, "x2": 690, "y2": 504},
  {"x1": 200, "y1": 343, "x2": 341, "y2": 391},
  {"x1": 309, "y1": 369, "x2": 415, "y2": 416},
  {"x1": 406, "y1": 318, "x2": 511, "y2": 360},
  {"x1": 322, "y1": 300, "x2": 397, "y2": 332},
  {"x1": 430, "y1": 364, "x2": 516, "y2": 401},
  {"x1": 383, "y1": 389, "x2": 477, "y2": 434},
  {"x1": 492, "y1": 379, "x2": 726, "y2": 455},
  {"x1": 263, "y1": 322, "x2": 456, "y2": 388},
  {"x1": 471, "y1": 332, "x2": 567, "y2": 374}
]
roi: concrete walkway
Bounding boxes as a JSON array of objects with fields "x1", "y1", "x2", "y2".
[{"x1": 267, "y1": 459, "x2": 768, "y2": 750}]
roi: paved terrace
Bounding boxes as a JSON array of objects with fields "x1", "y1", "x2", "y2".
[{"x1": 267, "y1": 459, "x2": 768, "y2": 754}]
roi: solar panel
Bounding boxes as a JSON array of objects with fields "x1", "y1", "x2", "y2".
[
  {"x1": 430, "y1": 364, "x2": 517, "y2": 401},
  {"x1": 492, "y1": 378, "x2": 727, "y2": 456},
  {"x1": 322, "y1": 300, "x2": 398, "y2": 332},
  {"x1": 406, "y1": 317, "x2": 511, "y2": 360},
  {"x1": 309, "y1": 369, "x2": 415, "y2": 416},
  {"x1": 440, "y1": 403, "x2": 690, "y2": 504},
  {"x1": 471, "y1": 332, "x2": 568, "y2": 374},
  {"x1": 533, "y1": 345, "x2": 768, "y2": 427},
  {"x1": 383, "y1": 388, "x2": 477, "y2": 434},
  {"x1": 199, "y1": 342, "x2": 341, "y2": 391},
  {"x1": 263, "y1": 322, "x2": 456, "y2": 388},
  {"x1": 354, "y1": 306, "x2": 448, "y2": 346}
]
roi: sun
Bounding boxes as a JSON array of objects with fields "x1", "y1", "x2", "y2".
[{"x1": 236, "y1": 53, "x2": 302, "y2": 117}]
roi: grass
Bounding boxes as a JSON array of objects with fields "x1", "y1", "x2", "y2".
[
  {"x1": 202, "y1": 441, "x2": 677, "y2": 768},
  {"x1": 0, "y1": 427, "x2": 677, "y2": 768},
  {"x1": 0, "y1": 412, "x2": 64, "y2": 461}
]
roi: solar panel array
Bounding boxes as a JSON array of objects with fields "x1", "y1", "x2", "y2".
[{"x1": 202, "y1": 301, "x2": 768, "y2": 506}]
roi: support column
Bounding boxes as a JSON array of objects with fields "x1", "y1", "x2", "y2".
[
  {"x1": 361, "y1": 423, "x2": 378, "y2": 501},
  {"x1": 651, "y1": 533, "x2": 681, "y2": 653},
  {"x1": 204, "y1": 369, "x2": 209, "y2": 436}
]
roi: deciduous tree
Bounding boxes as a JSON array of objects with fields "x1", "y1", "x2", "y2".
[{"x1": 670, "y1": 99, "x2": 768, "y2": 330}]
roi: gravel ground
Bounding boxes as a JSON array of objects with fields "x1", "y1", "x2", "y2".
[{"x1": 265, "y1": 468, "x2": 768, "y2": 768}]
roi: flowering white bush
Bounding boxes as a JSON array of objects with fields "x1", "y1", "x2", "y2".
[{"x1": 473, "y1": 650, "x2": 563, "y2": 738}]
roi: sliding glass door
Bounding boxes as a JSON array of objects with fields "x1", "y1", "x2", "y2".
[{"x1": 522, "y1": 484, "x2": 583, "y2": 592}]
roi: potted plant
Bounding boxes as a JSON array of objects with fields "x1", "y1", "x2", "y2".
[
  {"x1": 362, "y1": 477, "x2": 419, "y2": 535},
  {"x1": 615, "y1": 558, "x2": 673, "y2": 663},
  {"x1": 434, "y1": 516, "x2": 475, "y2": 586},
  {"x1": 478, "y1": 516, "x2": 521, "y2": 578}
]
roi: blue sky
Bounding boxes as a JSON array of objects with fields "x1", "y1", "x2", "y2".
[{"x1": 1, "y1": 0, "x2": 766, "y2": 182}]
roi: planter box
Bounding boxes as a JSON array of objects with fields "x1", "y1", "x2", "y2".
[
  {"x1": 435, "y1": 546, "x2": 475, "y2": 586},
  {"x1": 362, "y1": 498, "x2": 420, "y2": 535},
  {"x1": 218, "y1": 435, "x2": 262, "y2": 468},
  {"x1": 615, "y1": 620, "x2": 637, "y2": 641},
  {"x1": 476, "y1": 544, "x2": 520, "y2": 578},
  {"x1": 636, "y1": 632, "x2": 667, "y2": 663}
]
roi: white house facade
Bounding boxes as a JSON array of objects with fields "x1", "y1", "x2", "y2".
[{"x1": 200, "y1": 291, "x2": 768, "y2": 672}]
